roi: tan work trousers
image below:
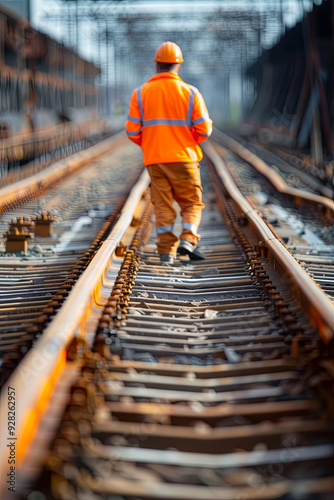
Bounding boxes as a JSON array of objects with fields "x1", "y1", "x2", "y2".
[{"x1": 147, "y1": 162, "x2": 205, "y2": 256}]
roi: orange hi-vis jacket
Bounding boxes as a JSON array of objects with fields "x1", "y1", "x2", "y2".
[{"x1": 125, "y1": 72, "x2": 213, "y2": 166}]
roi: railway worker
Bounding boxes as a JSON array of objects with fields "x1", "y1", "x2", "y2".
[{"x1": 125, "y1": 41, "x2": 212, "y2": 265}]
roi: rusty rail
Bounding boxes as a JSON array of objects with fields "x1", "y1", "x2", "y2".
[
  {"x1": 213, "y1": 129, "x2": 334, "y2": 218},
  {"x1": 0, "y1": 168, "x2": 149, "y2": 496},
  {"x1": 203, "y1": 141, "x2": 334, "y2": 343},
  {"x1": 0, "y1": 131, "x2": 126, "y2": 211}
]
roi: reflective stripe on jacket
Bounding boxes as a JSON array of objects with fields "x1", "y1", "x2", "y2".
[{"x1": 125, "y1": 72, "x2": 213, "y2": 166}]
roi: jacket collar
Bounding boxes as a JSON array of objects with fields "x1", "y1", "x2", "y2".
[{"x1": 147, "y1": 72, "x2": 182, "y2": 83}]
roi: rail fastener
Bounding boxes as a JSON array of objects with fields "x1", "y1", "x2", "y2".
[
  {"x1": 33, "y1": 212, "x2": 56, "y2": 237},
  {"x1": 115, "y1": 241, "x2": 127, "y2": 257},
  {"x1": 9, "y1": 216, "x2": 35, "y2": 231},
  {"x1": 5, "y1": 226, "x2": 34, "y2": 253}
]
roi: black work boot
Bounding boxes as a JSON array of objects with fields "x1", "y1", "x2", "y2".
[
  {"x1": 177, "y1": 240, "x2": 205, "y2": 260},
  {"x1": 160, "y1": 254, "x2": 174, "y2": 266}
]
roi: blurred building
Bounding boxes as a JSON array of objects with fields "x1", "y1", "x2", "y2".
[{"x1": 1, "y1": 0, "x2": 30, "y2": 19}]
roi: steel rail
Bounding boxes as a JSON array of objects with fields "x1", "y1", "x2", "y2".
[
  {"x1": 16, "y1": 145, "x2": 334, "y2": 497},
  {"x1": 71, "y1": 474, "x2": 334, "y2": 499},
  {"x1": 0, "y1": 168, "x2": 149, "y2": 496},
  {"x1": 0, "y1": 131, "x2": 126, "y2": 210},
  {"x1": 203, "y1": 141, "x2": 334, "y2": 343},
  {"x1": 213, "y1": 129, "x2": 334, "y2": 218}
]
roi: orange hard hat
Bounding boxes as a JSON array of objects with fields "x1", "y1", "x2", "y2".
[{"x1": 154, "y1": 42, "x2": 184, "y2": 63}]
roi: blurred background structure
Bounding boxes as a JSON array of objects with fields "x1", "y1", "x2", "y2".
[
  {"x1": 0, "y1": 0, "x2": 333, "y2": 163},
  {"x1": 30, "y1": 0, "x2": 320, "y2": 123},
  {"x1": 1, "y1": 0, "x2": 30, "y2": 18}
]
